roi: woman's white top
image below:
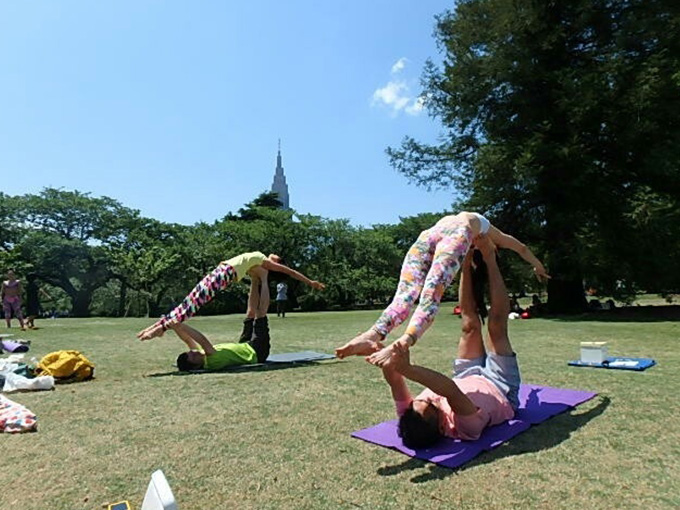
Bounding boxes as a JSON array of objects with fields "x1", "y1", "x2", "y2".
[{"x1": 471, "y1": 213, "x2": 491, "y2": 234}]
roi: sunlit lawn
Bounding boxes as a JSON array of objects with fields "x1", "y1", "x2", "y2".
[{"x1": 2, "y1": 307, "x2": 678, "y2": 509}]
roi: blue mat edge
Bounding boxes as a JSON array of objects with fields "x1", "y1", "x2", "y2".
[{"x1": 568, "y1": 357, "x2": 656, "y2": 371}]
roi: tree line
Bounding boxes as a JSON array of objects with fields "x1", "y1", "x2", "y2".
[
  {"x1": 0, "y1": 185, "x2": 675, "y2": 318},
  {"x1": 3, "y1": 1, "x2": 679, "y2": 315},
  {"x1": 0, "y1": 189, "x2": 451, "y2": 317}
]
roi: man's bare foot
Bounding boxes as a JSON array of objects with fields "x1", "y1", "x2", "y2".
[
  {"x1": 137, "y1": 322, "x2": 165, "y2": 341},
  {"x1": 335, "y1": 330, "x2": 384, "y2": 359}
]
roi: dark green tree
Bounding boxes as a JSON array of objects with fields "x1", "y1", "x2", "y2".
[
  {"x1": 388, "y1": 0, "x2": 680, "y2": 311},
  {"x1": 14, "y1": 188, "x2": 137, "y2": 316},
  {"x1": 107, "y1": 217, "x2": 190, "y2": 317},
  {"x1": 226, "y1": 191, "x2": 284, "y2": 221},
  {"x1": 0, "y1": 193, "x2": 25, "y2": 274}
]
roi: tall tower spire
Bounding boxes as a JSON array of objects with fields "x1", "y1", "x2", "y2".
[{"x1": 271, "y1": 139, "x2": 290, "y2": 209}]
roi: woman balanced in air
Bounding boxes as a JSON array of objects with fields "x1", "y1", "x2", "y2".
[{"x1": 335, "y1": 212, "x2": 549, "y2": 365}]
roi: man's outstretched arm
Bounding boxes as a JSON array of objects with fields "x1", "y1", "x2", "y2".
[
  {"x1": 382, "y1": 366, "x2": 412, "y2": 406},
  {"x1": 168, "y1": 323, "x2": 216, "y2": 355}
]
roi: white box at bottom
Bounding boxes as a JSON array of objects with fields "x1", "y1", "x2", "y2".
[{"x1": 580, "y1": 345, "x2": 608, "y2": 363}]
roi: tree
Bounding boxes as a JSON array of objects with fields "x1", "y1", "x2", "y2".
[
  {"x1": 13, "y1": 188, "x2": 137, "y2": 316},
  {"x1": 226, "y1": 191, "x2": 284, "y2": 221},
  {"x1": 0, "y1": 193, "x2": 25, "y2": 274},
  {"x1": 0, "y1": 192, "x2": 20, "y2": 252},
  {"x1": 107, "y1": 217, "x2": 190, "y2": 317},
  {"x1": 388, "y1": 0, "x2": 680, "y2": 312},
  {"x1": 16, "y1": 230, "x2": 111, "y2": 316}
]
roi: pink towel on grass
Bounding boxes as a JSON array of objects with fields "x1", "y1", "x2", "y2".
[{"x1": 0, "y1": 394, "x2": 37, "y2": 433}]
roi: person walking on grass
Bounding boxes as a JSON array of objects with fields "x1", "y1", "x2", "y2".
[
  {"x1": 137, "y1": 251, "x2": 325, "y2": 341},
  {"x1": 276, "y1": 280, "x2": 288, "y2": 318},
  {"x1": 370, "y1": 235, "x2": 521, "y2": 448},
  {"x1": 24, "y1": 273, "x2": 53, "y2": 330},
  {"x1": 335, "y1": 211, "x2": 548, "y2": 366},
  {"x1": 2, "y1": 270, "x2": 26, "y2": 330}
]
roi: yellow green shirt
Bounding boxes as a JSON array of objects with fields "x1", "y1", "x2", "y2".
[
  {"x1": 203, "y1": 343, "x2": 257, "y2": 371},
  {"x1": 223, "y1": 251, "x2": 267, "y2": 281}
]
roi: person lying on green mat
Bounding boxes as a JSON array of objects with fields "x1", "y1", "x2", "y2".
[
  {"x1": 172, "y1": 267, "x2": 271, "y2": 372},
  {"x1": 369, "y1": 235, "x2": 522, "y2": 448}
]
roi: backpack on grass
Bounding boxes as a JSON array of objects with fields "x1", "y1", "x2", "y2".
[{"x1": 35, "y1": 350, "x2": 95, "y2": 383}]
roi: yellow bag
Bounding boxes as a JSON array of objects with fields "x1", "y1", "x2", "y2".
[{"x1": 35, "y1": 350, "x2": 95, "y2": 382}]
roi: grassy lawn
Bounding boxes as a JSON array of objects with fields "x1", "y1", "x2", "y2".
[{"x1": 2, "y1": 308, "x2": 678, "y2": 510}]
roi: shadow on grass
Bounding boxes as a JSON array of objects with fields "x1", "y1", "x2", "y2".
[
  {"x1": 144, "y1": 360, "x2": 339, "y2": 378},
  {"x1": 540, "y1": 305, "x2": 680, "y2": 323},
  {"x1": 376, "y1": 395, "x2": 611, "y2": 484}
]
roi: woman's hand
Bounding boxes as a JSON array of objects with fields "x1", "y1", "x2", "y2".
[
  {"x1": 533, "y1": 265, "x2": 551, "y2": 282},
  {"x1": 310, "y1": 280, "x2": 326, "y2": 290}
]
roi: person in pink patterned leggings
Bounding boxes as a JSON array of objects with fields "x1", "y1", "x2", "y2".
[{"x1": 336, "y1": 211, "x2": 548, "y2": 367}]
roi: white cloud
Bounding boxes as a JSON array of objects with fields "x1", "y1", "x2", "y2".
[
  {"x1": 371, "y1": 60, "x2": 424, "y2": 117},
  {"x1": 391, "y1": 57, "x2": 408, "y2": 74},
  {"x1": 372, "y1": 80, "x2": 411, "y2": 112},
  {"x1": 405, "y1": 95, "x2": 425, "y2": 116}
]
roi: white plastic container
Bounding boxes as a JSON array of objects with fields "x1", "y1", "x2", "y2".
[
  {"x1": 142, "y1": 470, "x2": 178, "y2": 510},
  {"x1": 580, "y1": 342, "x2": 608, "y2": 363}
]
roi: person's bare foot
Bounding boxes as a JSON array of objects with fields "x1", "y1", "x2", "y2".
[
  {"x1": 137, "y1": 322, "x2": 165, "y2": 341},
  {"x1": 366, "y1": 336, "x2": 411, "y2": 366},
  {"x1": 335, "y1": 329, "x2": 384, "y2": 359}
]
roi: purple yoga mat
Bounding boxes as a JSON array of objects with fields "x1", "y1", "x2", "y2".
[
  {"x1": 1, "y1": 340, "x2": 29, "y2": 353},
  {"x1": 351, "y1": 384, "x2": 597, "y2": 469}
]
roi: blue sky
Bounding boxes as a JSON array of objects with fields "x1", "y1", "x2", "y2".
[{"x1": 0, "y1": 1, "x2": 458, "y2": 227}]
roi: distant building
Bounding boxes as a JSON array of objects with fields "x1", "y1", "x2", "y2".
[{"x1": 270, "y1": 140, "x2": 290, "y2": 210}]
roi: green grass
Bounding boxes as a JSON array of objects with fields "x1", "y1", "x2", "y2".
[{"x1": 2, "y1": 309, "x2": 678, "y2": 510}]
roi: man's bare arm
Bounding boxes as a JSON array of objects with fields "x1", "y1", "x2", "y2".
[
  {"x1": 169, "y1": 323, "x2": 216, "y2": 355},
  {"x1": 400, "y1": 364, "x2": 478, "y2": 416},
  {"x1": 382, "y1": 366, "x2": 412, "y2": 404}
]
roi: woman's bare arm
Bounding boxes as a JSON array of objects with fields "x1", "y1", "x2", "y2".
[
  {"x1": 260, "y1": 259, "x2": 325, "y2": 290},
  {"x1": 487, "y1": 225, "x2": 550, "y2": 281}
]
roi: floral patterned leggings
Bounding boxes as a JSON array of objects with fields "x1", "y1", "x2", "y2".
[
  {"x1": 158, "y1": 262, "x2": 237, "y2": 330},
  {"x1": 0, "y1": 394, "x2": 37, "y2": 433},
  {"x1": 373, "y1": 221, "x2": 472, "y2": 341}
]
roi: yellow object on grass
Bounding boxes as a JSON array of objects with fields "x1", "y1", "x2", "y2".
[{"x1": 35, "y1": 350, "x2": 95, "y2": 382}]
